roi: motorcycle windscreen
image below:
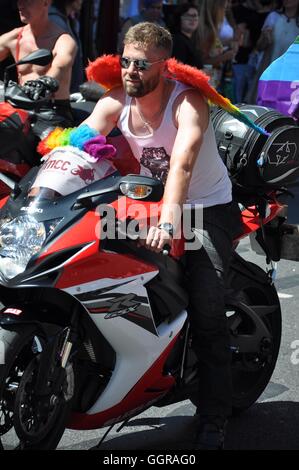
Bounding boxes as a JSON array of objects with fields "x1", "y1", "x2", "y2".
[{"x1": 30, "y1": 145, "x2": 116, "y2": 199}]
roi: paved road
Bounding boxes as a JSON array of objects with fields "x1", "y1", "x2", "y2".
[{"x1": 2, "y1": 237, "x2": 299, "y2": 451}]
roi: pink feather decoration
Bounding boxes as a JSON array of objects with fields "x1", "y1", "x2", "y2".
[{"x1": 83, "y1": 135, "x2": 117, "y2": 161}]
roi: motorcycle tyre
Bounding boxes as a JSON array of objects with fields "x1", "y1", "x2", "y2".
[
  {"x1": 188, "y1": 262, "x2": 281, "y2": 415},
  {"x1": 0, "y1": 325, "x2": 73, "y2": 450},
  {"x1": 229, "y1": 262, "x2": 282, "y2": 414}
]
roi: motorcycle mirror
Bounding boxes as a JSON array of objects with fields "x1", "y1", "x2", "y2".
[
  {"x1": 0, "y1": 172, "x2": 20, "y2": 198},
  {"x1": 0, "y1": 173, "x2": 15, "y2": 191},
  {"x1": 119, "y1": 175, "x2": 164, "y2": 202},
  {"x1": 74, "y1": 175, "x2": 164, "y2": 209},
  {"x1": 119, "y1": 182, "x2": 153, "y2": 199},
  {"x1": 3, "y1": 49, "x2": 53, "y2": 90},
  {"x1": 16, "y1": 49, "x2": 53, "y2": 67}
]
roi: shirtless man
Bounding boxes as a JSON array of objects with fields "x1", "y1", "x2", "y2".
[{"x1": 0, "y1": 0, "x2": 78, "y2": 137}]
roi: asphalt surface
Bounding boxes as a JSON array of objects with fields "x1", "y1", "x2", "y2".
[{"x1": 2, "y1": 196, "x2": 299, "y2": 451}]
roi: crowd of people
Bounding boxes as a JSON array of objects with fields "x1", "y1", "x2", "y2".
[
  {"x1": 118, "y1": 0, "x2": 299, "y2": 104},
  {"x1": 1, "y1": 1, "x2": 298, "y2": 105}
]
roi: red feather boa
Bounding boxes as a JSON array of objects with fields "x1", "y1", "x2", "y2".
[
  {"x1": 85, "y1": 55, "x2": 233, "y2": 110},
  {"x1": 86, "y1": 54, "x2": 211, "y2": 93}
]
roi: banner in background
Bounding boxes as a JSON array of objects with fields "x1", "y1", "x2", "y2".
[{"x1": 257, "y1": 36, "x2": 299, "y2": 120}]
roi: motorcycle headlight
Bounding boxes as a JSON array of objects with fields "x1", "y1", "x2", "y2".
[{"x1": 0, "y1": 215, "x2": 46, "y2": 281}]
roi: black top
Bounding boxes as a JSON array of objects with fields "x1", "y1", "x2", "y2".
[
  {"x1": 232, "y1": 5, "x2": 269, "y2": 64},
  {"x1": 49, "y1": 6, "x2": 84, "y2": 93},
  {"x1": 172, "y1": 32, "x2": 203, "y2": 69}
]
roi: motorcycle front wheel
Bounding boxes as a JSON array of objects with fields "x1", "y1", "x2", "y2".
[{"x1": 0, "y1": 325, "x2": 73, "y2": 450}]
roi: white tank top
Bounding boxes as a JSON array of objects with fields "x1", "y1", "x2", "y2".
[{"x1": 118, "y1": 81, "x2": 232, "y2": 207}]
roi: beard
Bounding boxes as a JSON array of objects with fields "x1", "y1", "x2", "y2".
[{"x1": 122, "y1": 73, "x2": 160, "y2": 98}]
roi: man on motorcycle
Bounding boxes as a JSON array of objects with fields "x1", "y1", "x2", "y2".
[
  {"x1": 83, "y1": 22, "x2": 238, "y2": 450},
  {"x1": 0, "y1": 0, "x2": 77, "y2": 138}
]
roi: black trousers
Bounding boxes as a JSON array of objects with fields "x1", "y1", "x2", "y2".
[{"x1": 185, "y1": 202, "x2": 239, "y2": 418}]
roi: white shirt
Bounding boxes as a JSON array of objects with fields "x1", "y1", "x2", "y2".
[
  {"x1": 118, "y1": 81, "x2": 232, "y2": 207},
  {"x1": 263, "y1": 12, "x2": 299, "y2": 62}
]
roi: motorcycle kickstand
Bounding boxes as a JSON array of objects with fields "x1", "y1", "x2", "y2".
[
  {"x1": 89, "y1": 417, "x2": 131, "y2": 450},
  {"x1": 89, "y1": 423, "x2": 115, "y2": 450},
  {"x1": 116, "y1": 417, "x2": 131, "y2": 433}
]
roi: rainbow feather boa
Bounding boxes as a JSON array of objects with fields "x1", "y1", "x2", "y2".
[
  {"x1": 86, "y1": 55, "x2": 269, "y2": 136},
  {"x1": 37, "y1": 124, "x2": 117, "y2": 161}
]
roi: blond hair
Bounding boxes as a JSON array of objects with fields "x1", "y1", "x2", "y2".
[
  {"x1": 198, "y1": 0, "x2": 227, "y2": 52},
  {"x1": 124, "y1": 22, "x2": 173, "y2": 57}
]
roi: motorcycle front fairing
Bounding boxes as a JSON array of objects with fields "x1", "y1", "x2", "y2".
[
  {"x1": 0, "y1": 157, "x2": 191, "y2": 430},
  {"x1": 0, "y1": 167, "x2": 121, "y2": 329},
  {"x1": 0, "y1": 157, "x2": 187, "y2": 330}
]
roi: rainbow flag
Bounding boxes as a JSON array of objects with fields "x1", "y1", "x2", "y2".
[{"x1": 257, "y1": 36, "x2": 299, "y2": 119}]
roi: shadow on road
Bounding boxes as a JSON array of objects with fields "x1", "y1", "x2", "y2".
[{"x1": 78, "y1": 401, "x2": 299, "y2": 450}]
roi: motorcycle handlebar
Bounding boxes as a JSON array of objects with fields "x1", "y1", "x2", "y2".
[
  {"x1": 115, "y1": 223, "x2": 171, "y2": 256},
  {"x1": 3, "y1": 76, "x2": 60, "y2": 111},
  {"x1": 22, "y1": 76, "x2": 59, "y2": 101}
]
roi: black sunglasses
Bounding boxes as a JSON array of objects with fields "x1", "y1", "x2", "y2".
[{"x1": 120, "y1": 56, "x2": 165, "y2": 71}]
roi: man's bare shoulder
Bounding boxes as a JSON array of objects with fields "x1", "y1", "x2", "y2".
[
  {"x1": 0, "y1": 27, "x2": 22, "y2": 61},
  {"x1": 52, "y1": 30, "x2": 77, "y2": 51},
  {"x1": 175, "y1": 87, "x2": 208, "y2": 109},
  {"x1": 96, "y1": 86, "x2": 126, "y2": 112},
  {"x1": 0, "y1": 27, "x2": 22, "y2": 46},
  {"x1": 50, "y1": 34, "x2": 77, "y2": 67},
  {"x1": 84, "y1": 86, "x2": 125, "y2": 134},
  {"x1": 104, "y1": 85, "x2": 125, "y2": 102},
  {"x1": 174, "y1": 87, "x2": 209, "y2": 130}
]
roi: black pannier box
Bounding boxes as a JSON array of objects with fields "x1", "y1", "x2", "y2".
[{"x1": 211, "y1": 104, "x2": 299, "y2": 202}]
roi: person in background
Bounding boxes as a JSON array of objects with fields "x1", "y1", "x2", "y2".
[
  {"x1": 0, "y1": 0, "x2": 77, "y2": 138},
  {"x1": 170, "y1": 2, "x2": 203, "y2": 68},
  {"x1": 247, "y1": 0, "x2": 299, "y2": 103},
  {"x1": 120, "y1": 0, "x2": 141, "y2": 19},
  {"x1": 198, "y1": 0, "x2": 238, "y2": 90},
  {"x1": 118, "y1": 0, "x2": 165, "y2": 51},
  {"x1": 257, "y1": 0, "x2": 299, "y2": 64},
  {"x1": 232, "y1": 0, "x2": 277, "y2": 103},
  {"x1": 219, "y1": 0, "x2": 240, "y2": 48},
  {"x1": 49, "y1": 0, "x2": 85, "y2": 93},
  {"x1": 218, "y1": 0, "x2": 242, "y2": 100}
]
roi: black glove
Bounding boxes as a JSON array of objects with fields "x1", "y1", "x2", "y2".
[{"x1": 22, "y1": 76, "x2": 59, "y2": 101}]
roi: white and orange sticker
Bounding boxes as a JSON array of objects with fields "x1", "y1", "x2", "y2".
[{"x1": 3, "y1": 308, "x2": 23, "y2": 316}]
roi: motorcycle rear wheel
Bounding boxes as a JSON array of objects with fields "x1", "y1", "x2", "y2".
[
  {"x1": 228, "y1": 259, "x2": 282, "y2": 414},
  {"x1": 0, "y1": 325, "x2": 73, "y2": 450}
]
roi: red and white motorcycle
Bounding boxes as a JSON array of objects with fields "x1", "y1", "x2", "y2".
[{"x1": 0, "y1": 137, "x2": 284, "y2": 450}]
